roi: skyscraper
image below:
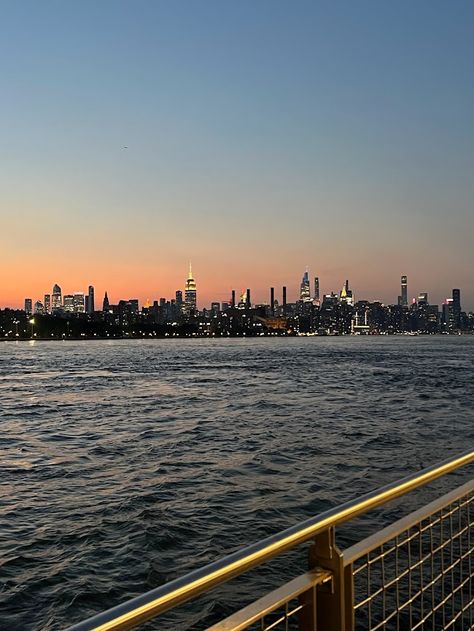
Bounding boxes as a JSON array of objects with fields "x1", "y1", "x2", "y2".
[
  {"x1": 73, "y1": 293, "x2": 85, "y2": 313},
  {"x1": 401, "y1": 276, "x2": 408, "y2": 307},
  {"x1": 52, "y1": 284, "x2": 62, "y2": 311},
  {"x1": 452, "y1": 289, "x2": 461, "y2": 329},
  {"x1": 299, "y1": 270, "x2": 311, "y2": 302},
  {"x1": 102, "y1": 292, "x2": 110, "y2": 312},
  {"x1": 24, "y1": 298, "x2": 33, "y2": 315},
  {"x1": 184, "y1": 263, "x2": 197, "y2": 315},
  {"x1": 87, "y1": 285, "x2": 95, "y2": 314},
  {"x1": 314, "y1": 277, "x2": 320, "y2": 303},
  {"x1": 44, "y1": 294, "x2": 51, "y2": 314},
  {"x1": 63, "y1": 295, "x2": 74, "y2": 312},
  {"x1": 340, "y1": 280, "x2": 354, "y2": 306}
]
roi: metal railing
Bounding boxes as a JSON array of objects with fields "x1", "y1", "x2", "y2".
[{"x1": 68, "y1": 450, "x2": 474, "y2": 631}]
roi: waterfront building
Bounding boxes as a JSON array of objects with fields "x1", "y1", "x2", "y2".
[
  {"x1": 442, "y1": 299, "x2": 455, "y2": 333},
  {"x1": 211, "y1": 302, "x2": 220, "y2": 316},
  {"x1": 52, "y1": 284, "x2": 62, "y2": 311},
  {"x1": 63, "y1": 295, "x2": 74, "y2": 312},
  {"x1": 44, "y1": 294, "x2": 51, "y2": 314},
  {"x1": 184, "y1": 263, "x2": 197, "y2": 315},
  {"x1": 299, "y1": 270, "x2": 311, "y2": 303},
  {"x1": 24, "y1": 298, "x2": 32, "y2": 315}
]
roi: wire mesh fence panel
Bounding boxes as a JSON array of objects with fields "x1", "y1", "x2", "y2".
[{"x1": 352, "y1": 492, "x2": 473, "y2": 631}]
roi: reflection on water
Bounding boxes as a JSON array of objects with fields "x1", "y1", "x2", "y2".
[{"x1": 0, "y1": 337, "x2": 473, "y2": 630}]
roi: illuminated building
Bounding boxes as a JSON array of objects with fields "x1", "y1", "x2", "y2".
[
  {"x1": 299, "y1": 270, "x2": 311, "y2": 302},
  {"x1": 73, "y1": 293, "x2": 85, "y2": 313},
  {"x1": 442, "y1": 298, "x2": 455, "y2": 332},
  {"x1": 340, "y1": 280, "x2": 354, "y2": 306},
  {"x1": 314, "y1": 277, "x2": 320, "y2": 304},
  {"x1": 24, "y1": 298, "x2": 32, "y2": 315},
  {"x1": 44, "y1": 294, "x2": 51, "y2": 314},
  {"x1": 184, "y1": 263, "x2": 197, "y2": 315},
  {"x1": 34, "y1": 300, "x2": 44, "y2": 314},
  {"x1": 52, "y1": 284, "x2": 62, "y2": 310},
  {"x1": 176, "y1": 290, "x2": 183, "y2": 312},
  {"x1": 64, "y1": 295, "x2": 74, "y2": 312},
  {"x1": 452, "y1": 289, "x2": 461, "y2": 329},
  {"x1": 400, "y1": 275, "x2": 408, "y2": 307}
]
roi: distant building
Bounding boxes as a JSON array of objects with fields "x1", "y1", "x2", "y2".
[
  {"x1": 340, "y1": 280, "x2": 354, "y2": 306},
  {"x1": 87, "y1": 285, "x2": 95, "y2": 314},
  {"x1": 25, "y1": 298, "x2": 33, "y2": 315},
  {"x1": 299, "y1": 270, "x2": 311, "y2": 302},
  {"x1": 52, "y1": 284, "x2": 62, "y2": 311},
  {"x1": 64, "y1": 294, "x2": 74, "y2": 312},
  {"x1": 452, "y1": 289, "x2": 461, "y2": 329},
  {"x1": 102, "y1": 292, "x2": 110, "y2": 312},
  {"x1": 400, "y1": 275, "x2": 408, "y2": 307},
  {"x1": 314, "y1": 277, "x2": 320, "y2": 304},
  {"x1": 44, "y1": 294, "x2": 51, "y2": 314},
  {"x1": 184, "y1": 263, "x2": 197, "y2": 314},
  {"x1": 34, "y1": 300, "x2": 44, "y2": 314},
  {"x1": 73, "y1": 293, "x2": 85, "y2": 313},
  {"x1": 442, "y1": 299, "x2": 455, "y2": 332}
]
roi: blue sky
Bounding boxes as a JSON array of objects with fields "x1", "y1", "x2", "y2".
[{"x1": 1, "y1": 1, "x2": 473, "y2": 308}]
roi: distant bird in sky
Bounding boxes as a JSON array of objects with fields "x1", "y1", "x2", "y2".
[{"x1": 122, "y1": 146, "x2": 128, "y2": 149}]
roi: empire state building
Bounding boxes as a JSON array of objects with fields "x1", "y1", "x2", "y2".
[{"x1": 184, "y1": 263, "x2": 197, "y2": 315}]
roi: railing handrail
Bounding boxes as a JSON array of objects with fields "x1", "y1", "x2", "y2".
[{"x1": 68, "y1": 449, "x2": 474, "y2": 631}]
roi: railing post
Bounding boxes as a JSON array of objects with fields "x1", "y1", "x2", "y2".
[{"x1": 305, "y1": 527, "x2": 346, "y2": 631}]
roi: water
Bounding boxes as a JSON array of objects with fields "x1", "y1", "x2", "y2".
[{"x1": 1, "y1": 336, "x2": 473, "y2": 630}]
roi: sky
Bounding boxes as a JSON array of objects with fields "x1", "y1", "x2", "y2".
[{"x1": 1, "y1": 1, "x2": 473, "y2": 310}]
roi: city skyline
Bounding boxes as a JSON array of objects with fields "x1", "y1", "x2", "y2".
[
  {"x1": 1, "y1": 2, "x2": 474, "y2": 312},
  {"x1": 7, "y1": 267, "x2": 472, "y2": 313}
]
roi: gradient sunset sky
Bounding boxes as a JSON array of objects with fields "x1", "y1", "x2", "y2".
[{"x1": 1, "y1": 1, "x2": 473, "y2": 309}]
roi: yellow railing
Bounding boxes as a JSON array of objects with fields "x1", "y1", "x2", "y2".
[{"x1": 68, "y1": 450, "x2": 474, "y2": 631}]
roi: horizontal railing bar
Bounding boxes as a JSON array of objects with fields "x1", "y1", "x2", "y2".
[
  {"x1": 67, "y1": 449, "x2": 474, "y2": 631},
  {"x1": 343, "y1": 477, "x2": 474, "y2": 566},
  {"x1": 205, "y1": 568, "x2": 331, "y2": 631}
]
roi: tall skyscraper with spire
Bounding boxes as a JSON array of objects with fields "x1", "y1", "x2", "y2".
[
  {"x1": 184, "y1": 263, "x2": 197, "y2": 315},
  {"x1": 299, "y1": 269, "x2": 311, "y2": 302}
]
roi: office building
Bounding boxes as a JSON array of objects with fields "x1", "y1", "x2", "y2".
[
  {"x1": 52, "y1": 284, "x2": 62, "y2": 310},
  {"x1": 184, "y1": 263, "x2": 197, "y2": 314},
  {"x1": 401, "y1": 275, "x2": 408, "y2": 307}
]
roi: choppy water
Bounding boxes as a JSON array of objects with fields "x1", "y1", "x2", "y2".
[{"x1": 1, "y1": 337, "x2": 473, "y2": 630}]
